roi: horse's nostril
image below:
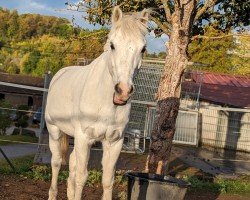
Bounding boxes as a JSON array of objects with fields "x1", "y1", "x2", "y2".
[
  {"x1": 115, "y1": 83, "x2": 122, "y2": 94},
  {"x1": 129, "y1": 85, "x2": 134, "y2": 94}
]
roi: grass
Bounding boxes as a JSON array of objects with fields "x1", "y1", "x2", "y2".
[
  {"x1": 0, "y1": 155, "x2": 127, "y2": 186},
  {"x1": 1, "y1": 155, "x2": 250, "y2": 197},
  {"x1": 184, "y1": 175, "x2": 250, "y2": 196},
  {"x1": 0, "y1": 154, "x2": 34, "y2": 174},
  {"x1": 0, "y1": 135, "x2": 38, "y2": 145}
]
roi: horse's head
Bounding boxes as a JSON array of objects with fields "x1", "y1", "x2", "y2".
[{"x1": 105, "y1": 7, "x2": 149, "y2": 105}]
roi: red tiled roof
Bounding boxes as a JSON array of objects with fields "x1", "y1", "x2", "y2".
[
  {"x1": 183, "y1": 71, "x2": 250, "y2": 108},
  {"x1": 191, "y1": 71, "x2": 250, "y2": 87}
]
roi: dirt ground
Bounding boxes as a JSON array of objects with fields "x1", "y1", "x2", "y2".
[
  {"x1": 0, "y1": 174, "x2": 249, "y2": 200},
  {"x1": 1, "y1": 149, "x2": 249, "y2": 200}
]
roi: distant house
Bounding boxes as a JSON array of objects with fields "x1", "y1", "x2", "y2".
[
  {"x1": 0, "y1": 72, "x2": 44, "y2": 109},
  {"x1": 182, "y1": 71, "x2": 250, "y2": 108}
]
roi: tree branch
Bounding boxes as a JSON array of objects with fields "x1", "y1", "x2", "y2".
[
  {"x1": 191, "y1": 33, "x2": 250, "y2": 40},
  {"x1": 174, "y1": 0, "x2": 181, "y2": 10},
  {"x1": 150, "y1": 16, "x2": 171, "y2": 36},
  {"x1": 194, "y1": 0, "x2": 218, "y2": 21},
  {"x1": 161, "y1": 0, "x2": 172, "y2": 22}
]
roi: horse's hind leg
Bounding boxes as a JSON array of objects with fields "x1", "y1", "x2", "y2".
[
  {"x1": 47, "y1": 124, "x2": 62, "y2": 200},
  {"x1": 102, "y1": 138, "x2": 124, "y2": 200}
]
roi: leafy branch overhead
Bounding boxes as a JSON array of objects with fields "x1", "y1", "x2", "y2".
[{"x1": 65, "y1": 0, "x2": 249, "y2": 36}]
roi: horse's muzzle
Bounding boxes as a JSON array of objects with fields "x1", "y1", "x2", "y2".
[{"x1": 113, "y1": 93, "x2": 128, "y2": 106}]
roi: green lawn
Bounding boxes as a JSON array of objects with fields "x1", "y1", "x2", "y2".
[
  {"x1": 0, "y1": 154, "x2": 34, "y2": 174},
  {"x1": 0, "y1": 135, "x2": 38, "y2": 145}
]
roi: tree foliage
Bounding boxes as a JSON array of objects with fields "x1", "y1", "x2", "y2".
[
  {"x1": 189, "y1": 25, "x2": 235, "y2": 73},
  {"x1": 66, "y1": 0, "x2": 249, "y2": 36},
  {"x1": 0, "y1": 8, "x2": 108, "y2": 77},
  {"x1": 189, "y1": 26, "x2": 250, "y2": 75}
]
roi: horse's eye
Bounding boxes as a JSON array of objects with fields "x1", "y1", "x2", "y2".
[
  {"x1": 110, "y1": 43, "x2": 115, "y2": 50},
  {"x1": 141, "y1": 46, "x2": 146, "y2": 53}
]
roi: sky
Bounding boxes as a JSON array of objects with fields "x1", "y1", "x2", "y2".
[{"x1": 0, "y1": 0, "x2": 168, "y2": 53}]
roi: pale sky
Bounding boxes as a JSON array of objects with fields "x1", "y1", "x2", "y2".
[{"x1": 0, "y1": 0, "x2": 168, "y2": 53}]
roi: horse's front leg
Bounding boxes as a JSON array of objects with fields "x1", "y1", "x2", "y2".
[
  {"x1": 47, "y1": 124, "x2": 62, "y2": 200},
  {"x1": 74, "y1": 133, "x2": 91, "y2": 200},
  {"x1": 102, "y1": 138, "x2": 124, "y2": 200}
]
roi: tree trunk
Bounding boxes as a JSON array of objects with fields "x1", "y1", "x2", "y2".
[{"x1": 145, "y1": 11, "x2": 191, "y2": 175}]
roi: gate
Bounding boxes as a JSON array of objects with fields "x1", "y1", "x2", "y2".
[{"x1": 144, "y1": 107, "x2": 199, "y2": 146}]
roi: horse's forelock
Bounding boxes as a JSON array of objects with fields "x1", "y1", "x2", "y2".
[
  {"x1": 111, "y1": 14, "x2": 148, "y2": 39},
  {"x1": 103, "y1": 14, "x2": 148, "y2": 51}
]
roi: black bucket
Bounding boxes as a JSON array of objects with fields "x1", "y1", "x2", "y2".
[{"x1": 126, "y1": 172, "x2": 190, "y2": 200}]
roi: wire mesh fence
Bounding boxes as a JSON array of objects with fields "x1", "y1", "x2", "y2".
[{"x1": 200, "y1": 107, "x2": 250, "y2": 152}]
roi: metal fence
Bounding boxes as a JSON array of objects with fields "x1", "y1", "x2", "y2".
[
  {"x1": 200, "y1": 106, "x2": 250, "y2": 152},
  {"x1": 127, "y1": 60, "x2": 201, "y2": 149}
]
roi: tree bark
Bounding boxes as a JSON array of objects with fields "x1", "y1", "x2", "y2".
[{"x1": 146, "y1": 1, "x2": 196, "y2": 175}]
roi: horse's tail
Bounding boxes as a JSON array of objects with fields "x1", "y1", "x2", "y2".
[{"x1": 61, "y1": 132, "x2": 69, "y2": 165}]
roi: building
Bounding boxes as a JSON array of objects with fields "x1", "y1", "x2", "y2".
[
  {"x1": 182, "y1": 71, "x2": 250, "y2": 108},
  {"x1": 0, "y1": 72, "x2": 44, "y2": 109},
  {"x1": 182, "y1": 71, "x2": 250, "y2": 152}
]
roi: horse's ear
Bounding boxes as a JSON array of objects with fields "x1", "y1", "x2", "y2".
[
  {"x1": 140, "y1": 9, "x2": 150, "y2": 25},
  {"x1": 112, "y1": 6, "x2": 123, "y2": 24}
]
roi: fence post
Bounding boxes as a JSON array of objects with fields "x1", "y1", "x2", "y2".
[
  {"x1": 39, "y1": 72, "x2": 51, "y2": 134},
  {"x1": 34, "y1": 72, "x2": 51, "y2": 164}
]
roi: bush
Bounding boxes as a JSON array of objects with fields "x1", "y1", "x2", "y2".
[
  {"x1": 0, "y1": 100, "x2": 12, "y2": 135},
  {"x1": 14, "y1": 105, "x2": 29, "y2": 135}
]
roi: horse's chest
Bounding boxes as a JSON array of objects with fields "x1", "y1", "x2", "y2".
[{"x1": 79, "y1": 104, "x2": 130, "y2": 142}]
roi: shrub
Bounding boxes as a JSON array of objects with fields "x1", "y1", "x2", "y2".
[
  {"x1": 14, "y1": 105, "x2": 29, "y2": 135},
  {"x1": 0, "y1": 100, "x2": 12, "y2": 135}
]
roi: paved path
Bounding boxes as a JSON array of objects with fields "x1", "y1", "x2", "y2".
[
  {"x1": 172, "y1": 146, "x2": 250, "y2": 176},
  {"x1": 0, "y1": 144, "x2": 38, "y2": 159}
]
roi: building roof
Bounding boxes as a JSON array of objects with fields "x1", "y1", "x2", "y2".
[
  {"x1": 0, "y1": 72, "x2": 44, "y2": 95},
  {"x1": 183, "y1": 71, "x2": 250, "y2": 108},
  {"x1": 191, "y1": 71, "x2": 250, "y2": 87},
  {"x1": 0, "y1": 72, "x2": 44, "y2": 87}
]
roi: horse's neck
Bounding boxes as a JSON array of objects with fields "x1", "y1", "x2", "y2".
[
  {"x1": 94, "y1": 51, "x2": 112, "y2": 81},
  {"x1": 87, "y1": 52, "x2": 113, "y2": 94}
]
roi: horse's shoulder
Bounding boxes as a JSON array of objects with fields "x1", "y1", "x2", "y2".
[{"x1": 49, "y1": 66, "x2": 84, "y2": 88}]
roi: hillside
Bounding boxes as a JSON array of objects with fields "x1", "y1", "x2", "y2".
[{"x1": 0, "y1": 8, "x2": 107, "y2": 77}]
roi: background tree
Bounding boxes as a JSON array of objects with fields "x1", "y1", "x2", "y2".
[
  {"x1": 66, "y1": 0, "x2": 250, "y2": 175},
  {"x1": 188, "y1": 24, "x2": 236, "y2": 74},
  {"x1": 232, "y1": 33, "x2": 250, "y2": 76}
]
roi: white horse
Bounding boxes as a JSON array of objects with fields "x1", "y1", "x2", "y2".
[{"x1": 45, "y1": 6, "x2": 149, "y2": 200}]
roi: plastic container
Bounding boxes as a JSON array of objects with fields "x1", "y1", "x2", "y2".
[{"x1": 126, "y1": 172, "x2": 189, "y2": 200}]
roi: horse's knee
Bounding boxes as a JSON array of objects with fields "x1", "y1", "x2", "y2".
[
  {"x1": 75, "y1": 170, "x2": 88, "y2": 187},
  {"x1": 51, "y1": 157, "x2": 62, "y2": 167},
  {"x1": 102, "y1": 179, "x2": 113, "y2": 190}
]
